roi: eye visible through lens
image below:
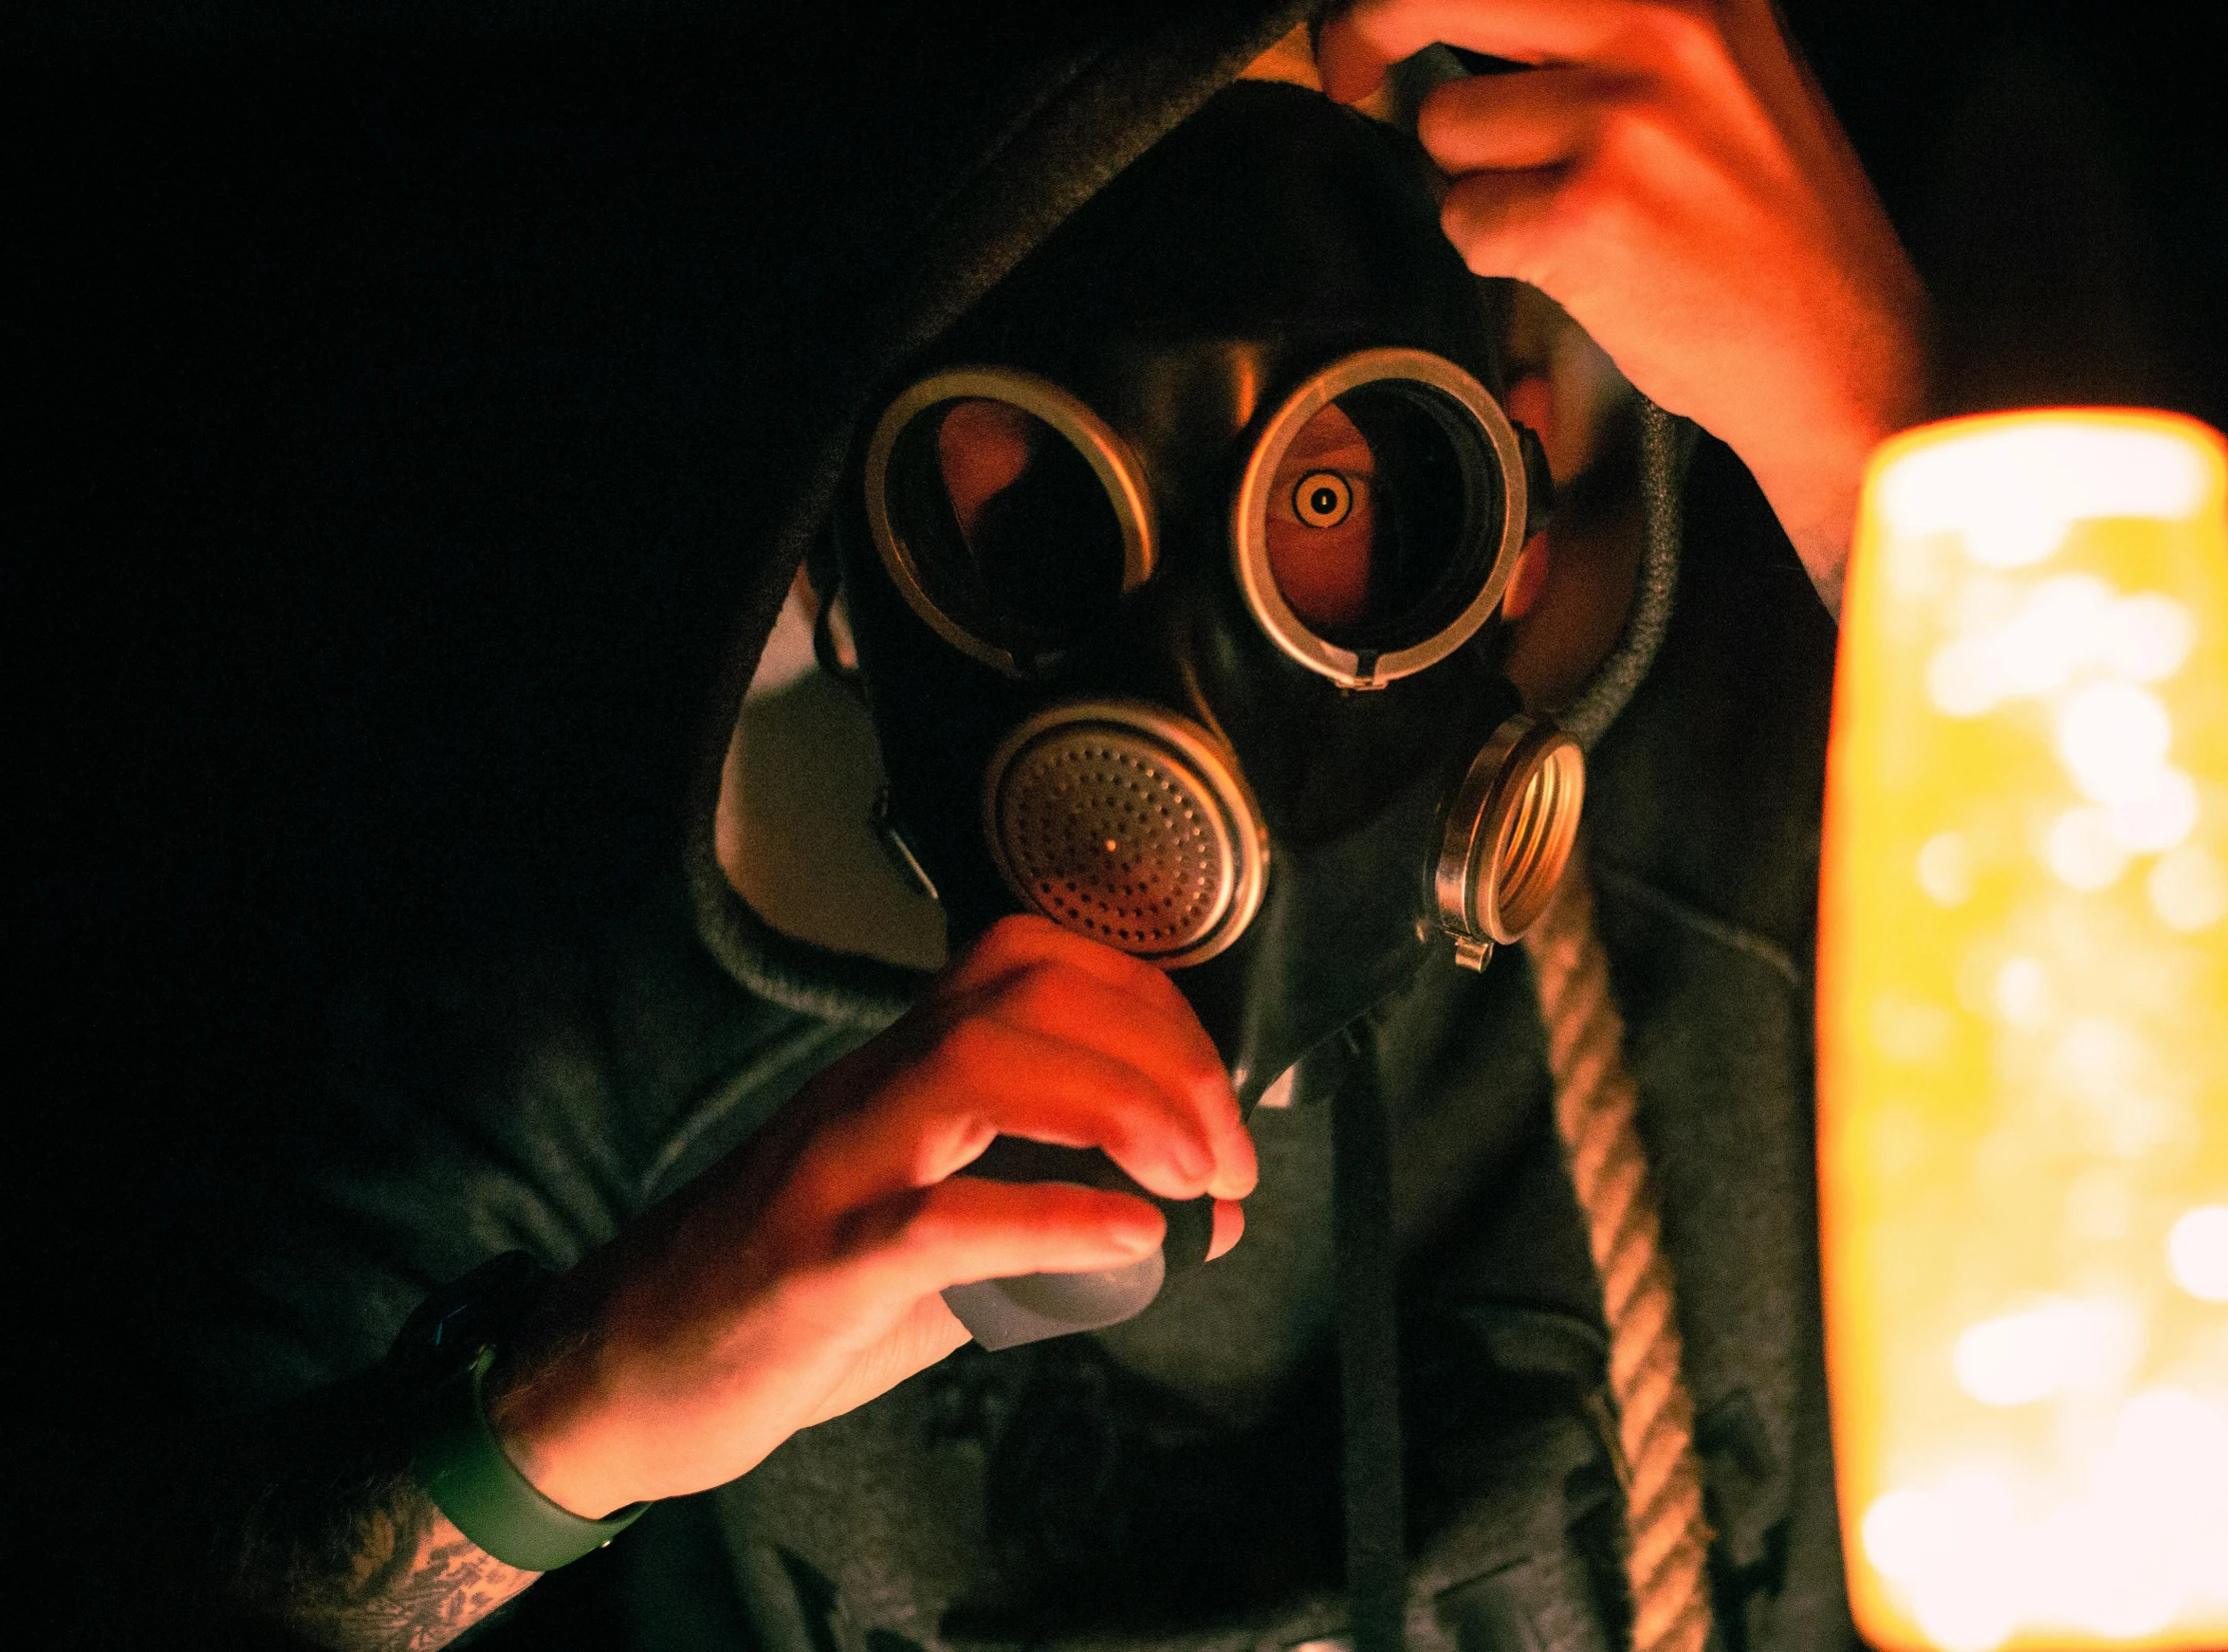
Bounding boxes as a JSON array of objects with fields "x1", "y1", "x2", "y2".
[
  {"x1": 1261, "y1": 383, "x2": 1495, "y2": 651},
  {"x1": 1236, "y1": 352, "x2": 1522, "y2": 687},
  {"x1": 1294, "y1": 471, "x2": 1353, "y2": 529},
  {"x1": 1267, "y1": 404, "x2": 1376, "y2": 630}
]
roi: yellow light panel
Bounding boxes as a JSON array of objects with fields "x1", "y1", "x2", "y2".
[{"x1": 1821, "y1": 410, "x2": 2228, "y2": 1652}]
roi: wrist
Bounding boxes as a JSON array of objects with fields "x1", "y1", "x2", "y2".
[
  {"x1": 1749, "y1": 344, "x2": 1935, "y2": 618},
  {"x1": 411, "y1": 1346, "x2": 649, "y2": 1568},
  {"x1": 479, "y1": 1284, "x2": 638, "y2": 1523},
  {"x1": 394, "y1": 1251, "x2": 651, "y2": 1567}
]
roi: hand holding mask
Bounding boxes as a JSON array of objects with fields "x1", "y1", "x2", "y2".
[
  {"x1": 1319, "y1": 0, "x2": 1932, "y2": 612},
  {"x1": 479, "y1": 915, "x2": 1253, "y2": 1517}
]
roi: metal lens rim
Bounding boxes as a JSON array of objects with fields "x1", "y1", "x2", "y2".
[
  {"x1": 982, "y1": 699, "x2": 1269, "y2": 969},
  {"x1": 1231, "y1": 347, "x2": 1528, "y2": 689},
  {"x1": 864, "y1": 367, "x2": 1155, "y2": 678}
]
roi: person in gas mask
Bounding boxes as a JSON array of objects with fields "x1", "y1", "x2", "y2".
[{"x1": 110, "y1": 2, "x2": 1925, "y2": 1648}]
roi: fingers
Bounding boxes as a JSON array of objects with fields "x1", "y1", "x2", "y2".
[
  {"x1": 834, "y1": 1176, "x2": 1166, "y2": 1304},
  {"x1": 922, "y1": 916, "x2": 1255, "y2": 1199},
  {"x1": 805, "y1": 1018, "x2": 1230, "y2": 1206},
  {"x1": 769, "y1": 911, "x2": 1256, "y2": 1321},
  {"x1": 1415, "y1": 65, "x2": 1622, "y2": 176},
  {"x1": 1436, "y1": 164, "x2": 1574, "y2": 289},
  {"x1": 1317, "y1": 0, "x2": 1648, "y2": 102},
  {"x1": 966, "y1": 949, "x2": 1253, "y2": 1194},
  {"x1": 957, "y1": 923, "x2": 1228, "y2": 1103},
  {"x1": 945, "y1": 912, "x2": 1199, "y2": 1029}
]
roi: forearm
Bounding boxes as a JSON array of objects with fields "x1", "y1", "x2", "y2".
[
  {"x1": 223, "y1": 1466, "x2": 534, "y2": 1651},
  {"x1": 195, "y1": 1376, "x2": 538, "y2": 1651},
  {"x1": 1722, "y1": 275, "x2": 1934, "y2": 621}
]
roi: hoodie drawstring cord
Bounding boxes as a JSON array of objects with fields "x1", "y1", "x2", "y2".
[
  {"x1": 1525, "y1": 849, "x2": 1717, "y2": 1652},
  {"x1": 1331, "y1": 1018, "x2": 1406, "y2": 1652}
]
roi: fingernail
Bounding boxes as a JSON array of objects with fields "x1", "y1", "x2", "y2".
[
  {"x1": 1209, "y1": 1167, "x2": 1258, "y2": 1201},
  {"x1": 1207, "y1": 1201, "x2": 1245, "y2": 1261},
  {"x1": 1109, "y1": 1209, "x2": 1163, "y2": 1252}
]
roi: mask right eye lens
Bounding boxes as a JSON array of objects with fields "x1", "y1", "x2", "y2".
[
  {"x1": 867, "y1": 373, "x2": 1153, "y2": 676},
  {"x1": 1263, "y1": 382, "x2": 1496, "y2": 653},
  {"x1": 1236, "y1": 349, "x2": 1529, "y2": 688}
]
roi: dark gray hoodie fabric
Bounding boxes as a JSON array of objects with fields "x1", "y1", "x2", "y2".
[{"x1": 14, "y1": 5, "x2": 1850, "y2": 1648}]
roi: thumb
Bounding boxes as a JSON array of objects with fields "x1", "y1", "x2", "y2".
[
  {"x1": 802, "y1": 1295, "x2": 973, "y2": 1426},
  {"x1": 1314, "y1": 7, "x2": 1393, "y2": 105}
]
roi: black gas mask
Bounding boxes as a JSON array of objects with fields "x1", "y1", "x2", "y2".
[{"x1": 831, "y1": 84, "x2": 1583, "y2": 1345}]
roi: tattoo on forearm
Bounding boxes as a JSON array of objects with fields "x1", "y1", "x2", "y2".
[
  {"x1": 215, "y1": 1378, "x2": 539, "y2": 1651},
  {"x1": 252, "y1": 1475, "x2": 535, "y2": 1651}
]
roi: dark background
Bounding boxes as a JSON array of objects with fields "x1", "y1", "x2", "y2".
[{"x1": 7, "y1": 0, "x2": 2224, "y2": 1605}]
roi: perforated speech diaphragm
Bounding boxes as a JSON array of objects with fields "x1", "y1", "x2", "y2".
[{"x1": 982, "y1": 701, "x2": 1267, "y2": 968}]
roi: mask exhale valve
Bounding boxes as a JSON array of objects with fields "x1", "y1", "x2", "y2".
[{"x1": 1433, "y1": 714, "x2": 1585, "y2": 968}]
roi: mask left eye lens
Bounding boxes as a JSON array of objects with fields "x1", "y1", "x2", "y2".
[{"x1": 866, "y1": 369, "x2": 1154, "y2": 676}]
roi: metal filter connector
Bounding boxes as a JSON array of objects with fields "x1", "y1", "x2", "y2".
[{"x1": 1433, "y1": 713, "x2": 1584, "y2": 969}]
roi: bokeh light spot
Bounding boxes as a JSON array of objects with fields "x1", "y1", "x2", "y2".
[
  {"x1": 2046, "y1": 807, "x2": 2128, "y2": 889},
  {"x1": 2104, "y1": 766, "x2": 2199, "y2": 852},
  {"x1": 1952, "y1": 1297, "x2": 2138, "y2": 1407},
  {"x1": 2102, "y1": 592, "x2": 2198, "y2": 682},
  {"x1": 2168, "y1": 1204, "x2": 2228, "y2": 1301},
  {"x1": 2057, "y1": 683, "x2": 2172, "y2": 805},
  {"x1": 2149, "y1": 844, "x2": 2228, "y2": 931},
  {"x1": 1929, "y1": 638, "x2": 2004, "y2": 717},
  {"x1": 1998, "y1": 575, "x2": 2111, "y2": 694},
  {"x1": 1992, "y1": 955, "x2": 2052, "y2": 1028},
  {"x1": 1918, "y1": 832, "x2": 1975, "y2": 905}
]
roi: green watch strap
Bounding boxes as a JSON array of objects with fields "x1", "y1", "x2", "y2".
[{"x1": 412, "y1": 1344, "x2": 648, "y2": 1572}]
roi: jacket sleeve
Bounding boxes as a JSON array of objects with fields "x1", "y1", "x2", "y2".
[{"x1": 164, "y1": 877, "x2": 867, "y2": 1415}]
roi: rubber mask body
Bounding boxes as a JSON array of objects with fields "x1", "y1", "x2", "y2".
[
  {"x1": 835, "y1": 87, "x2": 1548, "y2": 1342},
  {"x1": 841, "y1": 84, "x2": 1532, "y2": 1099}
]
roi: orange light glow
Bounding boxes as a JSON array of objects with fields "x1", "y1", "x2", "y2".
[{"x1": 1820, "y1": 411, "x2": 2228, "y2": 1652}]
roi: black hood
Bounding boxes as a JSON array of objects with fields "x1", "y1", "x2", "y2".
[
  {"x1": 592, "y1": 3, "x2": 1683, "y2": 1026},
  {"x1": 8, "y1": 0, "x2": 1295, "y2": 960},
  {"x1": 8, "y1": 0, "x2": 1677, "y2": 1032}
]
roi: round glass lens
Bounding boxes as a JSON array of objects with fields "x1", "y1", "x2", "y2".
[
  {"x1": 1263, "y1": 382, "x2": 1502, "y2": 651},
  {"x1": 883, "y1": 396, "x2": 1127, "y2": 666}
]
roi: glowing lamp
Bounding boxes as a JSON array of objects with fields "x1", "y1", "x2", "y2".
[{"x1": 1820, "y1": 410, "x2": 2228, "y2": 1652}]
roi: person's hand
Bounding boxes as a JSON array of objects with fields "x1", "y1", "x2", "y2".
[
  {"x1": 482, "y1": 915, "x2": 1255, "y2": 1519},
  {"x1": 1318, "y1": 0, "x2": 1932, "y2": 613}
]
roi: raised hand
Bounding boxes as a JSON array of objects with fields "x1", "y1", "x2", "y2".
[{"x1": 1319, "y1": 0, "x2": 1932, "y2": 612}]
